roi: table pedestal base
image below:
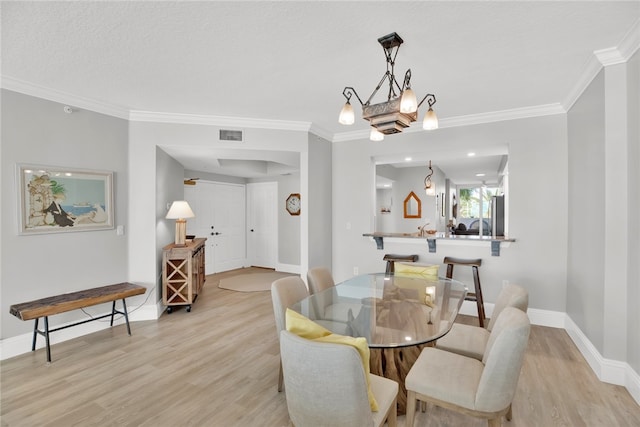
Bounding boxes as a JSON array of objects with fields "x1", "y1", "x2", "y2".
[{"x1": 370, "y1": 342, "x2": 435, "y2": 415}]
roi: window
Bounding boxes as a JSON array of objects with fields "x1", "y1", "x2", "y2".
[{"x1": 457, "y1": 186, "x2": 499, "y2": 236}]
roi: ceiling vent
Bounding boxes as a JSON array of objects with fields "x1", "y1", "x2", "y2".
[{"x1": 219, "y1": 129, "x2": 243, "y2": 142}]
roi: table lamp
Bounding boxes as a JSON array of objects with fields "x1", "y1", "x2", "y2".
[{"x1": 166, "y1": 201, "x2": 195, "y2": 246}]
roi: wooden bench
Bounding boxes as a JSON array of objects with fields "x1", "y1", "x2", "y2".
[{"x1": 9, "y1": 282, "x2": 146, "y2": 362}]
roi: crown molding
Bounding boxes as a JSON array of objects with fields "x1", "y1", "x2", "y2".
[
  {"x1": 564, "y1": 19, "x2": 639, "y2": 111},
  {"x1": 0, "y1": 75, "x2": 130, "y2": 119},
  {"x1": 618, "y1": 18, "x2": 640, "y2": 61},
  {"x1": 129, "y1": 110, "x2": 313, "y2": 133},
  {"x1": 331, "y1": 103, "x2": 566, "y2": 142}
]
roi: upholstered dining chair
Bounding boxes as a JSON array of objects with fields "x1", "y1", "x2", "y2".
[
  {"x1": 436, "y1": 283, "x2": 528, "y2": 360},
  {"x1": 306, "y1": 266, "x2": 335, "y2": 295},
  {"x1": 279, "y1": 330, "x2": 398, "y2": 427},
  {"x1": 405, "y1": 307, "x2": 531, "y2": 427},
  {"x1": 270, "y1": 276, "x2": 309, "y2": 392}
]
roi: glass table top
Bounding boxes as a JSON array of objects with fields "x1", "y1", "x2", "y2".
[{"x1": 291, "y1": 273, "x2": 467, "y2": 348}]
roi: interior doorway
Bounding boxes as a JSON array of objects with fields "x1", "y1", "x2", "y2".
[
  {"x1": 185, "y1": 181, "x2": 246, "y2": 274},
  {"x1": 246, "y1": 182, "x2": 278, "y2": 269}
]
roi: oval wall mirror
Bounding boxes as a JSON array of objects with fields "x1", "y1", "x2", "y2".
[{"x1": 403, "y1": 191, "x2": 422, "y2": 218}]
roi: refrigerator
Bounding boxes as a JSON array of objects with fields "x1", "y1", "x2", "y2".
[{"x1": 491, "y1": 195, "x2": 505, "y2": 237}]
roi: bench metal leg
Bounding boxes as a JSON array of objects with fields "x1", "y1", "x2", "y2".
[
  {"x1": 44, "y1": 316, "x2": 51, "y2": 363},
  {"x1": 32, "y1": 318, "x2": 39, "y2": 351},
  {"x1": 121, "y1": 298, "x2": 132, "y2": 336},
  {"x1": 110, "y1": 301, "x2": 117, "y2": 327},
  {"x1": 32, "y1": 317, "x2": 52, "y2": 362}
]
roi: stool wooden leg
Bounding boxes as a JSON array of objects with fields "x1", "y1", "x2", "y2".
[{"x1": 472, "y1": 266, "x2": 486, "y2": 327}]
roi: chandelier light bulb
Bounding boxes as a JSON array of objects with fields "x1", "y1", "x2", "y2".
[
  {"x1": 400, "y1": 88, "x2": 418, "y2": 113},
  {"x1": 370, "y1": 128, "x2": 384, "y2": 141},
  {"x1": 423, "y1": 107, "x2": 439, "y2": 130},
  {"x1": 338, "y1": 101, "x2": 355, "y2": 125}
]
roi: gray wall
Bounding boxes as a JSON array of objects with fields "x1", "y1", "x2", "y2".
[
  {"x1": 567, "y1": 70, "x2": 606, "y2": 351},
  {"x1": 332, "y1": 114, "x2": 569, "y2": 312},
  {"x1": 1, "y1": 90, "x2": 131, "y2": 338},
  {"x1": 156, "y1": 147, "x2": 186, "y2": 299},
  {"x1": 272, "y1": 173, "x2": 302, "y2": 267},
  {"x1": 307, "y1": 134, "x2": 332, "y2": 270},
  {"x1": 626, "y1": 50, "x2": 640, "y2": 374}
]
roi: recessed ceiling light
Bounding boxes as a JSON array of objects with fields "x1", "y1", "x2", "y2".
[
  {"x1": 468, "y1": 152, "x2": 476, "y2": 157},
  {"x1": 476, "y1": 173, "x2": 485, "y2": 177},
  {"x1": 405, "y1": 157, "x2": 412, "y2": 162}
]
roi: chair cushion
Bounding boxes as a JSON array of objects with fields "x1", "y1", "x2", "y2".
[
  {"x1": 435, "y1": 323, "x2": 490, "y2": 360},
  {"x1": 395, "y1": 262, "x2": 439, "y2": 278},
  {"x1": 405, "y1": 346, "x2": 483, "y2": 410},
  {"x1": 285, "y1": 308, "x2": 378, "y2": 411}
]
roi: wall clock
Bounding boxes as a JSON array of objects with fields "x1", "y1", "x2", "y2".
[{"x1": 286, "y1": 193, "x2": 301, "y2": 216}]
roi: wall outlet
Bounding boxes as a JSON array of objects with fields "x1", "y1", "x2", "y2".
[
  {"x1": 353, "y1": 267, "x2": 359, "y2": 276},
  {"x1": 502, "y1": 279, "x2": 509, "y2": 289}
]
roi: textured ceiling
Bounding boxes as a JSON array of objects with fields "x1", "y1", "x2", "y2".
[{"x1": 2, "y1": 1, "x2": 639, "y2": 180}]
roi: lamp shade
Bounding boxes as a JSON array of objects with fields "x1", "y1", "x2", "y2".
[
  {"x1": 369, "y1": 128, "x2": 384, "y2": 141},
  {"x1": 400, "y1": 88, "x2": 418, "y2": 113},
  {"x1": 166, "y1": 201, "x2": 195, "y2": 219},
  {"x1": 423, "y1": 107, "x2": 439, "y2": 130},
  {"x1": 338, "y1": 101, "x2": 355, "y2": 125}
]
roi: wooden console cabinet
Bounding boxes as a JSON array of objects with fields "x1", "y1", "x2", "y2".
[{"x1": 162, "y1": 238, "x2": 206, "y2": 313}]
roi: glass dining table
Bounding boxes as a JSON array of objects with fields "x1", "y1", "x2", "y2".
[{"x1": 291, "y1": 272, "x2": 467, "y2": 414}]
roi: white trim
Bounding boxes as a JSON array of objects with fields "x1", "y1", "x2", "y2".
[
  {"x1": 129, "y1": 109, "x2": 313, "y2": 132},
  {"x1": 563, "y1": 54, "x2": 604, "y2": 111},
  {"x1": 565, "y1": 315, "x2": 640, "y2": 405},
  {"x1": 617, "y1": 18, "x2": 640, "y2": 61},
  {"x1": 564, "y1": 20, "x2": 640, "y2": 111},
  {"x1": 276, "y1": 263, "x2": 301, "y2": 275},
  {"x1": 459, "y1": 302, "x2": 566, "y2": 329},
  {"x1": 332, "y1": 104, "x2": 566, "y2": 142},
  {"x1": 0, "y1": 305, "x2": 158, "y2": 361},
  {"x1": 1, "y1": 76, "x2": 130, "y2": 119}
]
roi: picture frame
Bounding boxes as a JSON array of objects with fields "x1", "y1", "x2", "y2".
[{"x1": 17, "y1": 164, "x2": 114, "y2": 235}]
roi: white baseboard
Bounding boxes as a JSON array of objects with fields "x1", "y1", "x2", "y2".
[
  {"x1": 459, "y1": 301, "x2": 566, "y2": 328},
  {"x1": 276, "y1": 263, "x2": 301, "y2": 274},
  {"x1": 0, "y1": 305, "x2": 158, "y2": 361},
  {"x1": 564, "y1": 315, "x2": 640, "y2": 405}
]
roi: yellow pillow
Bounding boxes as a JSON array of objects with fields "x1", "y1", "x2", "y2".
[
  {"x1": 395, "y1": 262, "x2": 439, "y2": 278},
  {"x1": 285, "y1": 308, "x2": 378, "y2": 411}
]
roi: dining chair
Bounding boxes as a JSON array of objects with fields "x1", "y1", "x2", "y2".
[
  {"x1": 436, "y1": 283, "x2": 528, "y2": 360},
  {"x1": 279, "y1": 330, "x2": 398, "y2": 427},
  {"x1": 405, "y1": 307, "x2": 531, "y2": 427},
  {"x1": 306, "y1": 266, "x2": 335, "y2": 295},
  {"x1": 270, "y1": 276, "x2": 309, "y2": 392}
]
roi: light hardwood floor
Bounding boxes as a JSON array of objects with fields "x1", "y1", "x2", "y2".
[{"x1": 2, "y1": 267, "x2": 639, "y2": 426}]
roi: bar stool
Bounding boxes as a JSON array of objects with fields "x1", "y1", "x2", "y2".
[
  {"x1": 443, "y1": 257, "x2": 486, "y2": 328},
  {"x1": 383, "y1": 254, "x2": 419, "y2": 274}
]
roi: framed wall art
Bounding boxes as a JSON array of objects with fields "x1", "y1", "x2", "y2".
[{"x1": 17, "y1": 164, "x2": 114, "y2": 235}]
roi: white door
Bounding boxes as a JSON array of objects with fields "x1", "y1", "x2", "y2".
[
  {"x1": 185, "y1": 181, "x2": 246, "y2": 274},
  {"x1": 246, "y1": 182, "x2": 278, "y2": 268}
]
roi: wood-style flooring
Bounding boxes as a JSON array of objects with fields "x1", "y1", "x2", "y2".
[{"x1": 2, "y1": 267, "x2": 639, "y2": 426}]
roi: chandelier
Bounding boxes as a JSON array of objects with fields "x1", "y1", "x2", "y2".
[{"x1": 338, "y1": 32, "x2": 438, "y2": 141}]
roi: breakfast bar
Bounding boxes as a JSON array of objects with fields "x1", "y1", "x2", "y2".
[{"x1": 363, "y1": 231, "x2": 516, "y2": 256}]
